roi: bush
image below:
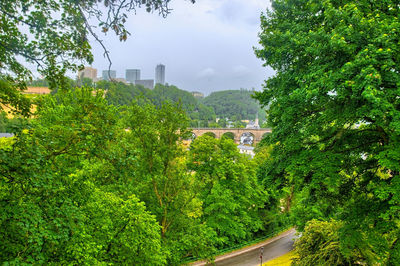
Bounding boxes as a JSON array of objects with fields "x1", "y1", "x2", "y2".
[{"x1": 292, "y1": 219, "x2": 364, "y2": 265}]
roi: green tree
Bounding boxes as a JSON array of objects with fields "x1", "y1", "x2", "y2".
[
  {"x1": 233, "y1": 120, "x2": 246, "y2": 128},
  {"x1": 0, "y1": 112, "x2": 7, "y2": 132},
  {"x1": 255, "y1": 0, "x2": 400, "y2": 264},
  {"x1": 28, "y1": 79, "x2": 49, "y2": 87},
  {"x1": 0, "y1": 88, "x2": 165, "y2": 264},
  {"x1": 292, "y1": 219, "x2": 364, "y2": 265},
  {"x1": 202, "y1": 90, "x2": 266, "y2": 121},
  {"x1": 188, "y1": 135, "x2": 266, "y2": 247},
  {"x1": 253, "y1": 144, "x2": 291, "y2": 233},
  {"x1": 120, "y1": 101, "x2": 214, "y2": 264},
  {"x1": 151, "y1": 83, "x2": 215, "y2": 123},
  {"x1": 77, "y1": 77, "x2": 94, "y2": 88},
  {"x1": 217, "y1": 118, "x2": 227, "y2": 128}
]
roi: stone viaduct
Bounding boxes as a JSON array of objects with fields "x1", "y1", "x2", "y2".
[{"x1": 191, "y1": 128, "x2": 272, "y2": 145}]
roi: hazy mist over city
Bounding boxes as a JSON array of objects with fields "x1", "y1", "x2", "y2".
[{"x1": 89, "y1": 0, "x2": 274, "y2": 94}]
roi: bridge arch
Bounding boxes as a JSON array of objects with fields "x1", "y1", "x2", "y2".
[
  {"x1": 203, "y1": 132, "x2": 216, "y2": 138},
  {"x1": 221, "y1": 132, "x2": 235, "y2": 140},
  {"x1": 240, "y1": 132, "x2": 255, "y2": 145}
]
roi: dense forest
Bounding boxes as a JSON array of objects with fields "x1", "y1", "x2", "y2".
[
  {"x1": 96, "y1": 80, "x2": 266, "y2": 127},
  {"x1": 97, "y1": 81, "x2": 215, "y2": 127},
  {"x1": 202, "y1": 90, "x2": 266, "y2": 122},
  {"x1": 0, "y1": 88, "x2": 285, "y2": 264}
]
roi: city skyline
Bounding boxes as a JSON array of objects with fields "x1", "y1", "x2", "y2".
[{"x1": 81, "y1": 64, "x2": 165, "y2": 88}]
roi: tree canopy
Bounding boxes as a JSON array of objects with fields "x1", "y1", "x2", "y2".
[
  {"x1": 187, "y1": 135, "x2": 266, "y2": 247},
  {"x1": 255, "y1": 0, "x2": 400, "y2": 264},
  {"x1": 0, "y1": 87, "x2": 274, "y2": 264},
  {"x1": 101, "y1": 81, "x2": 215, "y2": 125},
  {"x1": 202, "y1": 89, "x2": 266, "y2": 121},
  {"x1": 100, "y1": 80, "x2": 269, "y2": 127},
  {"x1": 0, "y1": 88, "x2": 165, "y2": 264}
]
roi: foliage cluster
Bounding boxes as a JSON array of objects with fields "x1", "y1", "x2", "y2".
[
  {"x1": 292, "y1": 220, "x2": 364, "y2": 265},
  {"x1": 0, "y1": 112, "x2": 29, "y2": 133},
  {"x1": 96, "y1": 80, "x2": 267, "y2": 127},
  {"x1": 0, "y1": 88, "x2": 272, "y2": 264},
  {"x1": 202, "y1": 89, "x2": 267, "y2": 122},
  {"x1": 255, "y1": 0, "x2": 400, "y2": 264},
  {"x1": 99, "y1": 81, "x2": 215, "y2": 127}
]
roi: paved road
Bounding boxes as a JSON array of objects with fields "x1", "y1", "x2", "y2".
[
  {"x1": 192, "y1": 229, "x2": 297, "y2": 266},
  {"x1": 216, "y1": 230, "x2": 296, "y2": 266}
]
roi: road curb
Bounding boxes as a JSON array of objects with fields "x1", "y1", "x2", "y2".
[{"x1": 191, "y1": 228, "x2": 296, "y2": 266}]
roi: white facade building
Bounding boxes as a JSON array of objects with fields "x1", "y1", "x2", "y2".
[{"x1": 237, "y1": 144, "x2": 255, "y2": 158}]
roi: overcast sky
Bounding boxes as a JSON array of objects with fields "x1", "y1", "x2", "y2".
[{"x1": 89, "y1": 0, "x2": 274, "y2": 95}]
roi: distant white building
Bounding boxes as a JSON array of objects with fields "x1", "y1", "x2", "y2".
[
  {"x1": 237, "y1": 144, "x2": 255, "y2": 158},
  {"x1": 191, "y1": 91, "x2": 204, "y2": 98}
]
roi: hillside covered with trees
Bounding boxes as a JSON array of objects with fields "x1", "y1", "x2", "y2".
[
  {"x1": 201, "y1": 89, "x2": 267, "y2": 122},
  {"x1": 96, "y1": 80, "x2": 267, "y2": 127}
]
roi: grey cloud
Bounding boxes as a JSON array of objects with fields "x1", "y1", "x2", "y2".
[
  {"x1": 232, "y1": 65, "x2": 250, "y2": 77},
  {"x1": 197, "y1": 67, "x2": 216, "y2": 78},
  {"x1": 211, "y1": 0, "x2": 265, "y2": 26}
]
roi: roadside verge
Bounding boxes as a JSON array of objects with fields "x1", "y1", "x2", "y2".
[{"x1": 190, "y1": 228, "x2": 296, "y2": 266}]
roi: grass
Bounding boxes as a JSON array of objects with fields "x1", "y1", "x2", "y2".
[{"x1": 263, "y1": 250, "x2": 297, "y2": 266}]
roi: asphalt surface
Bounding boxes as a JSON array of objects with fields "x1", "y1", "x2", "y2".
[{"x1": 191, "y1": 229, "x2": 297, "y2": 266}]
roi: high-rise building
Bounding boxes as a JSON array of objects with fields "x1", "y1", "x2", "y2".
[
  {"x1": 78, "y1": 66, "x2": 97, "y2": 80},
  {"x1": 125, "y1": 69, "x2": 141, "y2": 84},
  {"x1": 135, "y1": 79, "x2": 154, "y2": 89},
  {"x1": 155, "y1": 64, "x2": 165, "y2": 85},
  {"x1": 102, "y1": 70, "x2": 116, "y2": 81}
]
